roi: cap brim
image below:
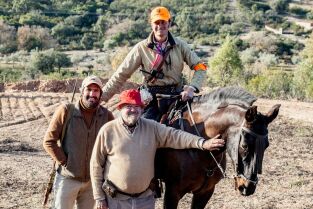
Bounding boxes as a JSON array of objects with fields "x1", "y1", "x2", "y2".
[
  {"x1": 85, "y1": 82, "x2": 102, "y2": 88},
  {"x1": 117, "y1": 101, "x2": 145, "y2": 110},
  {"x1": 151, "y1": 16, "x2": 170, "y2": 23}
]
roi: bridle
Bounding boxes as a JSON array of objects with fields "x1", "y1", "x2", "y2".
[
  {"x1": 235, "y1": 121, "x2": 268, "y2": 186},
  {"x1": 187, "y1": 103, "x2": 268, "y2": 185}
]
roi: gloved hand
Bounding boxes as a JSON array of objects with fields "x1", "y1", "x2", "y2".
[{"x1": 180, "y1": 85, "x2": 195, "y2": 101}]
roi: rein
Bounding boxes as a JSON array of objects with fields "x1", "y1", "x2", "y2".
[
  {"x1": 186, "y1": 102, "x2": 227, "y2": 178},
  {"x1": 157, "y1": 93, "x2": 228, "y2": 179},
  {"x1": 157, "y1": 94, "x2": 267, "y2": 185},
  {"x1": 187, "y1": 103, "x2": 268, "y2": 186}
]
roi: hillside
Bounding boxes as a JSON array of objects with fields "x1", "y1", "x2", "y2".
[{"x1": 0, "y1": 0, "x2": 313, "y2": 100}]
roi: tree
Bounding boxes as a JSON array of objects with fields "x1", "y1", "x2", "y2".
[
  {"x1": 175, "y1": 7, "x2": 196, "y2": 37},
  {"x1": 0, "y1": 20, "x2": 17, "y2": 54},
  {"x1": 80, "y1": 32, "x2": 95, "y2": 50},
  {"x1": 94, "y1": 15, "x2": 110, "y2": 40},
  {"x1": 51, "y1": 23, "x2": 81, "y2": 44},
  {"x1": 12, "y1": 0, "x2": 52, "y2": 13},
  {"x1": 53, "y1": 51, "x2": 72, "y2": 73},
  {"x1": 17, "y1": 25, "x2": 56, "y2": 51},
  {"x1": 209, "y1": 36, "x2": 244, "y2": 87},
  {"x1": 29, "y1": 50, "x2": 55, "y2": 74},
  {"x1": 19, "y1": 11, "x2": 54, "y2": 28}
]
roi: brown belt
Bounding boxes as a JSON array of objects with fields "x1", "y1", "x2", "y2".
[
  {"x1": 103, "y1": 179, "x2": 154, "y2": 198},
  {"x1": 116, "y1": 188, "x2": 148, "y2": 197}
]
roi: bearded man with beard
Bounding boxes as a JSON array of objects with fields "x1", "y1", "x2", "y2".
[
  {"x1": 43, "y1": 75, "x2": 114, "y2": 209},
  {"x1": 90, "y1": 89, "x2": 225, "y2": 209}
]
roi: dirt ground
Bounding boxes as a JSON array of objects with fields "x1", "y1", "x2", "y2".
[{"x1": 0, "y1": 82, "x2": 312, "y2": 209}]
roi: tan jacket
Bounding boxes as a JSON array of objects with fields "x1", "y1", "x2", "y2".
[
  {"x1": 90, "y1": 117, "x2": 202, "y2": 200},
  {"x1": 102, "y1": 32, "x2": 207, "y2": 102},
  {"x1": 43, "y1": 101, "x2": 114, "y2": 181}
]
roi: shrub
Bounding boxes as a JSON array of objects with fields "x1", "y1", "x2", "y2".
[
  {"x1": 292, "y1": 60, "x2": 313, "y2": 100},
  {"x1": 247, "y1": 32, "x2": 277, "y2": 53},
  {"x1": 258, "y1": 52, "x2": 278, "y2": 67},
  {"x1": 19, "y1": 11, "x2": 55, "y2": 28},
  {"x1": 0, "y1": 68, "x2": 23, "y2": 82},
  {"x1": 28, "y1": 49, "x2": 72, "y2": 74},
  {"x1": 289, "y1": 6, "x2": 309, "y2": 17},
  {"x1": 29, "y1": 51, "x2": 55, "y2": 74},
  {"x1": 240, "y1": 47, "x2": 259, "y2": 65},
  {"x1": 110, "y1": 47, "x2": 129, "y2": 71},
  {"x1": 307, "y1": 11, "x2": 313, "y2": 20},
  {"x1": 80, "y1": 33, "x2": 96, "y2": 50},
  {"x1": 270, "y1": 0, "x2": 290, "y2": 14},
  {"x1": 209, "y1": 36, "x2": 244, "y2": 87},
  {"x1": 0, "y1": 42, "x2": 18, "y2": 54},
  {"x1": 246, "y1": 70, "x2": 293, "y2": 98},
  {"x1": 51, "y1": 23, "x2": 81, "y2": 44},
  {"x1": 0, "y1": 20, "x2": 17, "y2": 54},
  {"x1": 17, "y1": 26, "x2": 57, "y2": 51}
]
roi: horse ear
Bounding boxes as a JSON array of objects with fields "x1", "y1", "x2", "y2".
[
  {"x1": 245, "y1": 106, "x2": 257, "y2": 123},
  {"x1": 265, "y1": 104, "x2": 281, "y2": 124}
]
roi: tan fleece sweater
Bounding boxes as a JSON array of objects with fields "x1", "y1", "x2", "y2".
[
  {"x1": 102, "y1": 32, "x2": 207, "y2": 102},
  {"x1": 90, "y1": 117, "x2": 202, "y2": 200}
]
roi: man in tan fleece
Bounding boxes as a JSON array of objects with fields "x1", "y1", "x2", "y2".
[
  {"x1": 90, "y1": 89, "x2": 225, "y2": 209},
  {"x1": 43, "y1": 75, "x2": 114, "y2": 209},
  {"x1": 101, "y1": 6, "x2": 208, "y2": 121}
]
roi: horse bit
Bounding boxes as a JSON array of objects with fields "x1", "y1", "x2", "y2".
[{"x1": 187, "y1": 103, "x2": 268, "y2": 185}]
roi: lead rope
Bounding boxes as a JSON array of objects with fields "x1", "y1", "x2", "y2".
[{"x1": 186, "y1": 102, "x2": 227, "y2": 178}]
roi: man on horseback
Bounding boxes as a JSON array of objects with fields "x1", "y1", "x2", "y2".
[
  {"x1": 101, "y1": 6, "x2": 207, "y2": 121},
  {"x1": 90, "y1": 89, "x2": 225, "y2": 209}
]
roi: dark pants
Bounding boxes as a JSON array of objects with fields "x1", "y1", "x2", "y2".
[
  {"x1": 142, "y1": 97, "x2": 176, "y2": 121},
  {"x1": 142, "y1": 85, "x2": 180, "y2": 122}
]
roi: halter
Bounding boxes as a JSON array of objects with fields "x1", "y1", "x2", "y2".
[
  {"x1": 187, "y1": 103, "x2": 268, "y2": 184},
  {"x1": 235, "y1": 121, "x2": 268, "y2": 185}
]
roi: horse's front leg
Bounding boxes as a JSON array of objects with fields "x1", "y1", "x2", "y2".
[
  {"x1": 190, "y1": 187, "x2": 215, "y2": 209},
  {"x1": 163, "y1": 183, "x2": 184, "y2": 209}
]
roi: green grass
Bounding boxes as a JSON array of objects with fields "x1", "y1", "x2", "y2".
[{"x1": 0, "y1": 67, "x2": 23, "y2": 83}]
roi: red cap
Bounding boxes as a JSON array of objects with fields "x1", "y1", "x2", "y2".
[{"x1": 117, "y1": 89, "x2": 144, "y2": 109}]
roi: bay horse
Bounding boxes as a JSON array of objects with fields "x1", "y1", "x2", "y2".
[{"x1": 155, "y1": 87, "x2": 280, "y2": 209}]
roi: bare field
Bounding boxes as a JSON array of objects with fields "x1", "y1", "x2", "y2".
[{"x1": 0, "y1": 91, "x2": 313, "y2": 209}]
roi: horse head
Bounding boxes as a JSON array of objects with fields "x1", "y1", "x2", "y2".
[{"x1": 226, "y1": 104, "x2": 280, "y2": 196}]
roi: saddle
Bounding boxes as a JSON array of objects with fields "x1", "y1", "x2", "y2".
[{"x1": 159, "y1": 97, "x2": 192, "y2": 130}]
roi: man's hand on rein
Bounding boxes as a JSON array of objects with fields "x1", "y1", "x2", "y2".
[{"x1": 181, "y1": 85, "x2": 196, "y2": 101}]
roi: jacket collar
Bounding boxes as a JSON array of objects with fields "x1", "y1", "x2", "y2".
[{"x1": 146, "y1": 32, "x2": 176, "y2": 50}]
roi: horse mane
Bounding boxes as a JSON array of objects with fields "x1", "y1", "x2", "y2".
[{"x1": 193, "y1": 86, "x2": 257, "y2": 110}]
